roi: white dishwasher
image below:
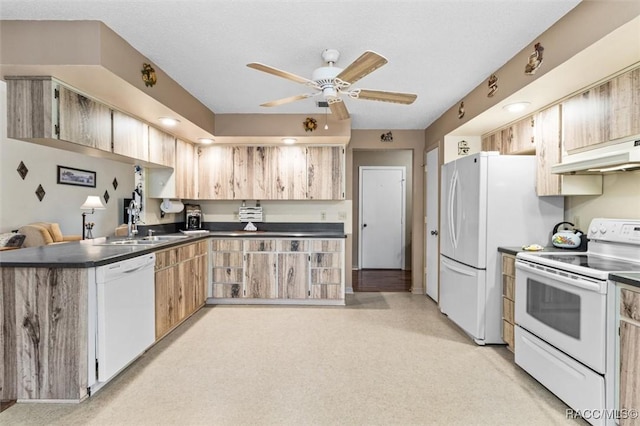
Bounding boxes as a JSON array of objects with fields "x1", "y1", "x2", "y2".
[{"x1": 96, "y1": 253, "x2": 156, "y2": 383}]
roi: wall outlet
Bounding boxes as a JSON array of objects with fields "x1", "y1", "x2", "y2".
[
  {"x1": 320, "y1": 211, "x2": 327, "y2": 221},
  {"x1": 338, "y1": 211, "x2": 347, "y2": 220}
]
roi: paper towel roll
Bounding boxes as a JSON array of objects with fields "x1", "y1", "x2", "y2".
[{"x1": 160, "y1": 199, "x2": 185, "y2": 213}]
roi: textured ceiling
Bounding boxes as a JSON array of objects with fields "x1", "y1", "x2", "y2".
[{"x1": 0, "y1": 0, "x2": 581, "y2": 130}]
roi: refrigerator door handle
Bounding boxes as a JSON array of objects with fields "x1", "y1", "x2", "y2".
[
  {"x1": 448, "y1": 170, "x2": 459, "y2": 249},
  {"x1": 441, "y1": 257, "x2": 476, "y2": 277}
]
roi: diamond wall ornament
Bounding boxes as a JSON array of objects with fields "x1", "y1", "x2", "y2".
[
  {"x1": 17, "y1": 161, "x2": 29, "y2": 180},
  {"x1": 104, "y1": 190, "x2": 110, "y2": 204},
  {"x1": 35, "y1": 184, "x2": 46, "y2": 201},
  {"x1": 112, "y1": 177, "x2": 118, "y2": 190}
]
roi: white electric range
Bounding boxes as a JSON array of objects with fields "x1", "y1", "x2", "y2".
[{"x1": 514, "y1": 218, "x2": 640, "y2": 426}]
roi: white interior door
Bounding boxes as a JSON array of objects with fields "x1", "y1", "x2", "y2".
[
  {"x1": 359, "y1": 166, "x2": 405, "y2": 269},
  {"x1": 426, "y1": 148, "x2": 439, "y2": 301}
]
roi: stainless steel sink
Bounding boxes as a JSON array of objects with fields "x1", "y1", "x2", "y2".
[
  {"x1": 141, "y1": 235, "x2": 190, "y2": 241},
  {"x1": 95, "y1": 239, "x2": 160, "y2": 246}
]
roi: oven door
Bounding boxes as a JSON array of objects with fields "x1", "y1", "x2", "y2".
[{"x1": 515, "y1": 259, "x2": 607, "y2": 373}]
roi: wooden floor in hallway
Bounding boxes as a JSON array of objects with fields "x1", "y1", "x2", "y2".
[{"x1": 352, "y1": 269, "x2": 412, "y2": 292}]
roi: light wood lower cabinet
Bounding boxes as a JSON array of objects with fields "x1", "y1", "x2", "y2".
[
  {"x1": 209, "y1": 237, "x2": 345, "y2": 304},
  {"x1": 154, "y1": 240, "x2": 208, "y2": 340},
  {"x1": 501, "y1": 253, "x2": 516, "y2": 352},
  {"x1": 618, "y1": 286, "x2": 640, "y2": 425}
]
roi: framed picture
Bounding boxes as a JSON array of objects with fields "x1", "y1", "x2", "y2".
[{"x1": 57, "y1": 165, "x2": 96, "y2": 188}]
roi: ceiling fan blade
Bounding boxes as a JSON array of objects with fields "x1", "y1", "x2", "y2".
[
  {"x1": 329, "y1": 99, "x2": 350, "y2": 120},
  {"x1": 336, "y1": 51, "x2": 388, "y2": 85},
  {"x1": 260, "y1": 93, "x2": 314, "y2": 107},
  {"x1": 247, "y1": 62, "x2": 314, "y2": 85},
  {"x1": 356, "y1": 89, "x2": 417, "y2": 104}
]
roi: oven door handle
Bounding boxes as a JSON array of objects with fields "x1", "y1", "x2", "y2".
[{"x1": 515, "y1": 260, "x2": 604, "y2": 293}]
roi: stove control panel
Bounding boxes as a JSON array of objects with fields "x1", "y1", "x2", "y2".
[{"x1": 588, "y1": 218, "x2": 640, "y2": 244}]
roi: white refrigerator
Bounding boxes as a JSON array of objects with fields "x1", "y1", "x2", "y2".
[{"x1": 439, "y1": 152, "x2": 564, "y2": 345}]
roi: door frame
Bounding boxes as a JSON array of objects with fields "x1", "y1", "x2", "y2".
[{"x1": 358, "y1": 166, "x2": 407, "y2": 270}]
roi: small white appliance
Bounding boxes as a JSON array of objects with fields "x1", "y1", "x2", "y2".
[
  {"x1": 439, "y1": 151, "x2": 564, "y2": 345},
  {"x1": 515, "y1": 218, "x2": 640, "y2": 426}
]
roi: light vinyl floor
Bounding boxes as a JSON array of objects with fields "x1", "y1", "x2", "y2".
[{"x1": 1, "y1": 292, "x2": 585, "y2": 425}]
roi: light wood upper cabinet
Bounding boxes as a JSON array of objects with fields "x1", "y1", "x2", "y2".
[
  {"x1": 535, "y1": 105, "x2": 602, "y2": 196},
  {"x1": 175, "y1": 139, "x2": 198, "y2": 199},
  {"x1": 148, "y1": 126, "x2": 176, "y2": 167},
  {"x1": 57, "y1": 85, "x2": 112, "y2": 152},
  {"x1": 271, "y1": 146, "x2": 307, "y2": 200},
  {"x1": 610, "y1": 67, "x2": 640, "y2": 141},
  {"x1": 112, "y1": 110, "x2": 149, "y2": 161},
  {"x1": 481, "y1": 131, "x2": 503, "y2": 153},
  {"x1": 233, "y1": 146, "x2": 273, "y2": 200},
  {"x1": 562, "y1": 81, "x2": 611, "y2": 152},
  {"x1": 507, "y1": 115, "x2": 536, "y2": 154},
  {"x1": 307, "y1": 146, "x2": 345, "y2": 200},
  {"x1": 198, "y1": 145, "x2": 235, "y2": 199}
]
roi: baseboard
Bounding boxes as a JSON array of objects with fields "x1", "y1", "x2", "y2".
[{"x1": 345, "y1": 287, "x2": 354, "y2": 294}]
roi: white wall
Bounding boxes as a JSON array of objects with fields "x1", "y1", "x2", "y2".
[
  {"x1": 565, "y1": 172, "x2": 640, "y2": 229},
  {"x1": 443, "y1": 135, "x2": 481, "y2": 163},
  {"x1": 0, "y1": 81, "x2": 136, "y2": 238}
]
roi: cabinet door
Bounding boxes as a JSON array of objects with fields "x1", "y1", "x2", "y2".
[
  {"x1": 112, "y1": 110, "x2": 149, "y2": 161},
  {"x1": 244, "y1": 252, "x2": 277, "y2": 298},
  {"x1": 176, "y1": 139, "x2": 197, "y2": 199},
  {"x1": 535, "y1": 105, "x2": 562, "y2": 196},
  {"x1": 278, "y1": 253, "x2": 309, "y2": 299},
  {"x1": 508, "y1": 115, "x2": 535, "y2": 154},
  {"x1": 155, "y1": 266, "x2": 179, "y2": 339},
  {"x1": 619, "y1": 320, "x2": 640, "y2": 425},
  {"x1": 307, "y1": 146, "x2": 344, "y2": 200},
  {"x1": 233, "y1": 146, "x2": 273, "y2": 200},
  {"x1": 610, "y1": 67, "x2": 640, "y2": 141},
  {"x1": 271, "y1": 146, "x2": 307, "y2": 200},
  {"x1": 148, "y1": 126, "x2": 176, "y2": 167},
  {"x1": 57, "y1": 85, "x2": 112, "y2": 152},
  {"x1": 562, "y1": 82, "x2": 611, "y2": 151},
  {"x1": 199, "y1": 145, "x2": 234, "y2": 199},
  {"x1": 481, "y1": 131, "x2": 502, "y2": 153}
]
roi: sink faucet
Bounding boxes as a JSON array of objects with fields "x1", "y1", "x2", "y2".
[{"x1": 127, "y1": 199, "x2": 140, "y2": 238}]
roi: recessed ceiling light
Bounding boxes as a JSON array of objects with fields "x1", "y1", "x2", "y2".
[
  {"x1": 198, "y1": 138, "x2": 214, "y2": 144},
  {"x1": 502, "y1": 102, "x2": 531, "y2": 113},
  {"x1": 158, "y1": 117, "x2": 180, "y2": 126},
  {"x1": 282, "y1": 138, "x2": 297, "y2": 145}
]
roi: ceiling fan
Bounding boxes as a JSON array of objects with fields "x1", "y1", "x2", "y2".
[{"x1": 247, "y1": 49, "x2": 417, "y2": 120}]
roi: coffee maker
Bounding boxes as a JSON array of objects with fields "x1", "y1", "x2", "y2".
[{"x1": 185, "y1": 204, "x2": 202, "y2": 230}]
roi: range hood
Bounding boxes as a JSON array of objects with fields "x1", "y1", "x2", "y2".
[{"x1": 552, "y1": 136, "x2": 640, "y2": 174}]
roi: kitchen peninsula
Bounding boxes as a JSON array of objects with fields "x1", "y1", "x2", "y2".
[{"x1": 0, "y1": 226, "x2": 346, "y2": 402}]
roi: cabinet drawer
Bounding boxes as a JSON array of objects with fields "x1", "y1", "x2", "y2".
[
  {"x1": 502, "y1": 255, "x2": 516, "y2": 277},
  {"x1": 503, "y1": 297, "x2": 514, "y2": 324},
  {"x1": 177, "y1": 243, "x2": 196, "y2": 262},
  {"x1": 311, "y1": 253, "x2": 341, "y2": 268},
  {"x1": 244, "y1": 239, "x2": 275, "y2": 252},
  {"x1": 277, "y1": 239, "x2": 309, "y2": 252},
  {"x1": 212, "y1": 267, "x2": 243, "y2": 284},
  {"x1": 310, "y1": 240, "x2": 342, "y2": 252},
  {"x1": 211, "y1": 239, "x2": 242, "y2": 251},
  {"x1": 502, "y1": 320, "x2": 515, "y2": 352},
  {"x1": 503, "y1": 275, "x2": 515, "y2": 301},
  {"x1": 310, "y1": 284, "x2": 342, "y2": 300},
  {"x1": 211, "y1": 252, "x2": 243, "y2": 268},
  {"x1": 195, "y1": 241, "x2": 209, "y2": 256},
  {"x1": 620, "y1": 288, "x2": 640, "y2": 322},
  {"x1": 212, "y1": 283, "x2": 242, "y2": 298},
  {"x1": 155, "y1": 248, "x2": 177, "y2": 269},
  {"x1": 311, "y1": 268, "x2": 342, "y2": 285}
]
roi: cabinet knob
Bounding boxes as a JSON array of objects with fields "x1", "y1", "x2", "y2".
[
  {"x1": 363, "y1": 223, "x2": 367, "y2": 228},
  {"x1": 430, "y1": 230, "x2": 438, "y2": 236}
]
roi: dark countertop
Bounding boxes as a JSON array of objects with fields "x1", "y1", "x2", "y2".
[
  {"x1": 0, "y1": 230, "x2": 346, "y2": 268},
  {"x1": 498, "y1": 246, "x2": 583, "y2": 256},
  {"x1": 610, "y1": 272, "x2": 640, "y2": 288}
]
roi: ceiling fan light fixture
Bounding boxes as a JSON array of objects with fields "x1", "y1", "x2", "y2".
[{"x1": 322, "y1": 86, "x2": 338, "y2": 99}]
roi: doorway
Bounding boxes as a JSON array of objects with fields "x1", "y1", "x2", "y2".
[
  {"x1": 358, "y1": 166, "x2": 406, "y2": 269},
  {"x1": 425, "y1": 148, "x2": 440, "y2": 302}
]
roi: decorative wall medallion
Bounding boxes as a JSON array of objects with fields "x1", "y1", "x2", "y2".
[
  {"x1": 458, "y1": 140, "x2": 470, "y2": 156},
  {"x1": 17, "y1": 161, "x2": 29, "y2": 180},
  {"x1": 487, "y1": 74, "x2": 498, "y2": 97},
  {"x1": 380, "y1": 131, "x2": 393, "y2": 143},
  {"x1": 303, "y1": 117, "x2": 317, "y2": 132},
  {"x1": 458, "y1": 101, "x2": 465, "y2": 119},
  {"x1": 112, "y1": 177, "x2": 119, "y2": 190},
  {"x1": 104, "y1": 190, "x2": 110, "y2": 204},
  {"x1": 525, "y1": 42, "x2": 544, "y2": 75},
  {"x1": 141, "y1": 63, "x2": 157, "y2": 87},
  {"x1": 35, "y1": 184, "x2": 46, "y2": 201}
]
